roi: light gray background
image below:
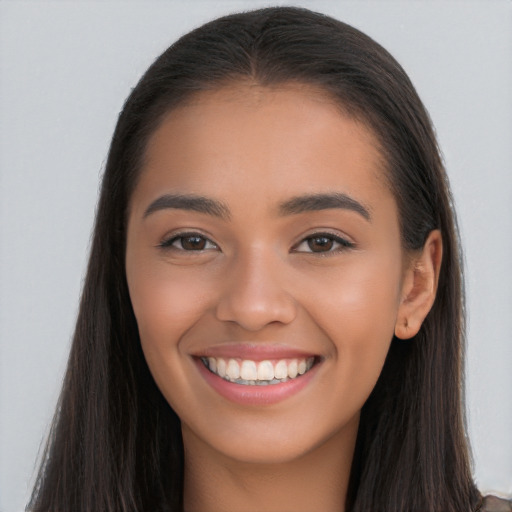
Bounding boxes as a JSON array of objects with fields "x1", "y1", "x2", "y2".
[{"x1": 1, "y1": 1, "x2": 511, "y2": 511}]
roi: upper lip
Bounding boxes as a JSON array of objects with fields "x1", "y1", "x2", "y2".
[{"x1": 192, "y1": 343, "x2": 319, "y2": 361}]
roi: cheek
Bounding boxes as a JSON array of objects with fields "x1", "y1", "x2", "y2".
[
  {"x1": 303, "y1": 254, "x2": 402, "y2": 395},
  {"x1": 334, "y1": 273, "x2": 400, "y2": 343},
  {"x1": 126, "y1": 260, "x2": 219, "y2": 413},
  {"x1": 306, "y1": 251, "x2": 401, "y2": 336},
  {"x1": 126, "y1": 261, "x2": 213, "y2": 356}
]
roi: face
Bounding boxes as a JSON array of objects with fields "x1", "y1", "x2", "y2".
[{"x1": 126, "y1": 83, "x2": 408, "y2": 464}]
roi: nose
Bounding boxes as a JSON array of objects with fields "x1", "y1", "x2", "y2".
[{"x1": 215, "y1": 250, "x2": 297, "y2": 331}]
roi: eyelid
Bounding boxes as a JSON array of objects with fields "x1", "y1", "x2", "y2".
[
  {"x1": 291, "y1": 230, "x2": 355, "y2": 254},
  {"x1": 158, "y1": 230, "x2": 219, "y2": 251}
]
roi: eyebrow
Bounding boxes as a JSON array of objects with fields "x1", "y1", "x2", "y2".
[
  {"x1": 279, "y1": 193, "x2": 371, "y2": 221},
  {"x1": 143, "y1": 191, "x2": 371, "y2": 222},
  {"x1": 143, "y1": 193, "x2": 230, "y2": 220}
]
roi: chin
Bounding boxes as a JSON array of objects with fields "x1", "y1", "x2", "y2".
[{"x1": 181, "y1": 408, "x2": 361, "y2": 467}]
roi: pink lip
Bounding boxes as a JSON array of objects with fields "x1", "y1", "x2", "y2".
[
  {"x1": 193, "y1": 343, "x2": 317, "y2": 362},
  {"x1": 194, "y1": 356, "x2": 321, "y2": 406}
]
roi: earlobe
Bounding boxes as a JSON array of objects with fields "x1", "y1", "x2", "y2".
[{"x1": 395, "y1": 230, "x2": 443, "y2": 340}]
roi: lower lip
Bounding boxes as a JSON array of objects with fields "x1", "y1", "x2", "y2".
[{"x1": 194, "y1": 358, "x2": 320, "y2": 405}]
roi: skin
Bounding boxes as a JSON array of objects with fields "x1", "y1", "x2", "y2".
[{"x1": 125, "y1": 83, "x2": 442, "y2": 512}]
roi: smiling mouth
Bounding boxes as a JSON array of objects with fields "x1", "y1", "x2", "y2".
[{"x1": 200, "y1": 356, "x2": 316, "y2": 386}]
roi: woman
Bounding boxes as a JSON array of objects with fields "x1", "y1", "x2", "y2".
[{"x1": 27, "y1": 6, "x2": 510, "y2": 512}]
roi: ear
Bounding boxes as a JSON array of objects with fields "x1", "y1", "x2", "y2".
[{"x1": 395, "y1": 230, "x2": 443, "y2": 340}]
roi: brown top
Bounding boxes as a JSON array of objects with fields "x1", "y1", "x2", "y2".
[{"x1": 481, "y1": 495, "x2": 512, "y2": 512}]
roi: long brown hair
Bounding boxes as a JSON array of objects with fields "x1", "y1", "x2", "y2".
[{"x1": 29, "y1": 7, "x2": 480, "y2": 511}]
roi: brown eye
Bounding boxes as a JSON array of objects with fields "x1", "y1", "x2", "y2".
[
  {"x1": 292, "y1": 233, "x2": 354, "y2": 254},
  {"x1": 181, "y1": 235, "x2": 207, "y2": 250},
  {"x1": 160, "y1": 233, "x2": 218, "y2": 251},
  {"x1": 307, "y1": 236, "x2": 334, "y2": 252}
]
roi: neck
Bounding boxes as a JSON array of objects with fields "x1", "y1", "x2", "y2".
[{"x1": 182, "y1": 416, "x2": 358, "y2": 512}]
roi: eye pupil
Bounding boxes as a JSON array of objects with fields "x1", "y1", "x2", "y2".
[
  {"x1": 307, "y1": 236, "x2": 334, "y2": 252},
  {"x1": 182, "y1": 236, "x2": 206, "y2": 250}
]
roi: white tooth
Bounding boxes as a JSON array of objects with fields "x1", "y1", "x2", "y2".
[
  {"x1": 257, "y1": 360, "x2": 274, "y2": 380},
  {"x1": 208, "y1": 357, "x2": 217, "y2": 373},
  {"x1": 288, "y1": 359, "x2": 298, "y2": 379},
  {"x1": 306, "y1": 356, "x2": 315, "y2": 370},
  {"x1": 226, "y1": 359, "x2": 240, "y2": 380},
  {"x1": 274, "y1": 360, "x2": 288, "y2": 379},
  {"x1": 298, "y1": 359, "x2": 306, "y2": 375},
  {"x1": 240, "y1": 360, "x2": 257, "y2": 380},
  {"x1": 216, "y1": 358, "x2": 227, "y2": 378}
]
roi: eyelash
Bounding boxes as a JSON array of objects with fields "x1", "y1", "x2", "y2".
[
  {"x1": 159, "y1": 232, "x2": 218, "y2": 252},
  {"x1": 292, "y1": 232, "x2": 355, "y2": 255},
  {"x1": 159, "y1": 231, "x2": 354, "y2": 255}
]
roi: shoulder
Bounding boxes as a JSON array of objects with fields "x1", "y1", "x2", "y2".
[{"x1": 481, "y1": 495, "x2": 512, "y2": 512}]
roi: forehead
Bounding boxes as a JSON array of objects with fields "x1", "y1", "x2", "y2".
[{"x1": 133, "y1": 83, "x2": 394, "y2": 218}]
